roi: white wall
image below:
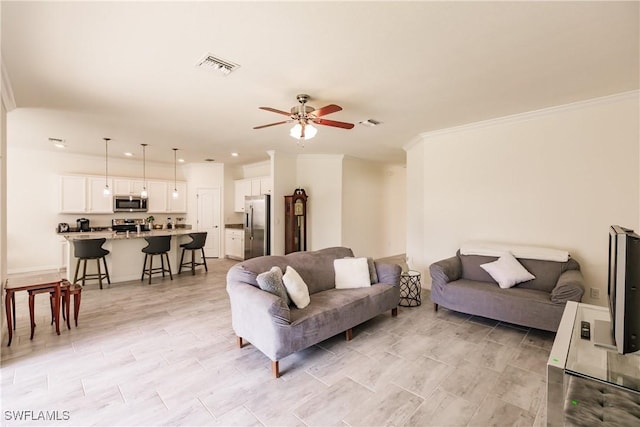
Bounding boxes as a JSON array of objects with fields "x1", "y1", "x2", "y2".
[
  {"x1": 380, "y1": 164, "x2": 407, "y2": 257},
  {"x1": 296, "y1": 154, "x2": 344, "y2": 252},
  {"x1": 342, "y1": 157, "x2": 386, "y2": 258},
  {"x1": 406, "y1": 92, "x2": 639, "y2": 306},
  {"x1": 242, "y1": 160, "x2": 270, "y2": 178},
  {"x1": 1, "y1": 88, "x2": 7, "y2": 342},
  {"x1": 270, "y1": 151, "x2": 297, "y2": 255},
  {"x1": 6, "y1": 146, "x2": 182, "y2": 273}
]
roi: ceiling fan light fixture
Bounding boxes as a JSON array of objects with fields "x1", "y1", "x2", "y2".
[{"x1": 289, "y1": 123, "x2": 317, "y2": 140}]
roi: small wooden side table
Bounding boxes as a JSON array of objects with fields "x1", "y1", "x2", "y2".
[{"x1": 4, "y1": 272, "x2": 63, "y2": 346}]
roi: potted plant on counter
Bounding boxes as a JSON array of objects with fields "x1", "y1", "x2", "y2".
[{"x1": 146, "y1": 216, "x2": 155, "y2": 230}]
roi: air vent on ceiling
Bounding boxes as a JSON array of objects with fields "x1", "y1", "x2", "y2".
[
  {"x1": 358, "y1": 119, "x2": 381, "y2": 127},
  {"x1": 196, "y1": 53, "x2": 240, "y2": 76}
]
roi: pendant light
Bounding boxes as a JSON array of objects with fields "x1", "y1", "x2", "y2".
[
  {"x1": 103, "y1": 137, "x2": 111, "y2": 197},
  {"x1": 140, "y1": 143, "x2": 148, "y2": 199},
  {"x1": 172, "y1": 148, "x2": 179, "y2": 199}
]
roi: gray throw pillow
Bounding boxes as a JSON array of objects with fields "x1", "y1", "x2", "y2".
[
  {"x1": 367, "y1": 257, "x2": 378, "y2": 284},
  {"x1": 257, "y1": 266, "x2": 290, "y2": 305}
]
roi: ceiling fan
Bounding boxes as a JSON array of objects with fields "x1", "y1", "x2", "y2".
[{"x1": 253, "y1": 94, "x2": 354, "y2": 140}]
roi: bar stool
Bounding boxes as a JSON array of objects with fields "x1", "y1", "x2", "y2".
[
  {"x1": 141, "y1": 235, "x2": 173, "y2": 284},
  {"x1": 73, "y1": 238, "x2": 110, "y2": 289},
  {"x1": 178, "y1": 232, "x2": 208, "y2": 275}
]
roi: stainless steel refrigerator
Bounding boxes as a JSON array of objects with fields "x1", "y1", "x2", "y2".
[{"x1": 244, "y1": 195, "x2": 270, "y2": 259}]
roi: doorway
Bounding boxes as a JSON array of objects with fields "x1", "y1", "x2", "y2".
[{"x1": 196, "y1": 187, "x2": 221, "y2": 258}]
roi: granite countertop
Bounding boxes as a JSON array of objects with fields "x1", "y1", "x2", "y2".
[
  {"x1": 61, "y1": 229, "x2": 194, "y2": 241},
  {"x1": 225, "y1": 224, "x2": 243, "y2": 229}
]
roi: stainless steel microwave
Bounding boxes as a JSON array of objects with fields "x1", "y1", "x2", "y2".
[{"x1": 113, "y1": 195, "x2": 148, "y2": 212}]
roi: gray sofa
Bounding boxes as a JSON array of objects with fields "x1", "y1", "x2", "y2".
[
  {"x1": 430, "y1": 250, "x2": 584, "y2": 331},
  {"x1": 226, "y1": 247, "x2": 401, "y2": 377}
]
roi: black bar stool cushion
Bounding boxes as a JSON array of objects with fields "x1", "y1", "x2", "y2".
[
  {"x1": 142, "y1": 236, "x2": 172, "y2": 254},
  {"x1": 180, "y1": 232, "x2": 207, "y2": 250},
  {"x1": 74, "y1": 238, "x2": 109, "y2": 259}
]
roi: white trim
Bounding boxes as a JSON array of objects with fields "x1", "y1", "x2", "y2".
[
  {"x1": 418, "y1": 90, "x2": 639, "y2": 141},
  {"x1": 402, "y1": 135, "x2": 423, "y2": 152},
  {"x1": 1, "y1": 60, "x2": 16, "y2": 111}
]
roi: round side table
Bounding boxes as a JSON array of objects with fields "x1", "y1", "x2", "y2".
[{"x1": 399, "y1": 270, "x2": 422, "y2": 307}]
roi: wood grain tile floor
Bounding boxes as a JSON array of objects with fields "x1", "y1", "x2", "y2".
[{"x1": 1, "y1": 259, "x2": 554, "y2": 426}]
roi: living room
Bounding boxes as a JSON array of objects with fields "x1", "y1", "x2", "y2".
[{"x1": 1, "y1": 1, "x2": 639, "y2": 426}]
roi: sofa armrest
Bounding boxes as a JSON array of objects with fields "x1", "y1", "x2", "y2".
[
  {"x1": 227, "y1": 282, "x2": 291, "y2": 327},
  {"x1": 375, "y1": 262, "x2": 402, "y2": 286},
  {"x1": 429, "y1": 256, "x2": 462, "y2": 289},
  {"x1": 550, "y1": 269, "x2": 585, "y2": 304}
]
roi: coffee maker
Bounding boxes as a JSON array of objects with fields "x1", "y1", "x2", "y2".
[{"x1": 76, "y1": 218, "x2": 90, "y2": 232}]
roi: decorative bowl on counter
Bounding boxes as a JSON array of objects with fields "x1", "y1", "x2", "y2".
[{"x1": 153, "y1": 224, "x2": 163, "y2": 230}]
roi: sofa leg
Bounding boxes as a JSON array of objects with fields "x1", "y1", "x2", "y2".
[
  {"x1": 433, "y1": 303, "x2": 438, "y2": 312},
  {"x1": 237, "y1": 336, "x2": 243, "y2": 348},
  {"x1": 391, "y1": 307, "x2": 398, "y2": 317},
  {"x1": 272, "y1": 360, "x2": 280, "y2": 378},
  {"x1": 345, "y1": 328, "x2": 353, "y2": 341}
]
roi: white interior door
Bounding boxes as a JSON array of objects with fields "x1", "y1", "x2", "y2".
[{"x1": 197, "y1": 187, "x2": 221, "y2": 258}]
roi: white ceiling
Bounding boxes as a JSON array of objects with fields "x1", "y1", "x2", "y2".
[{"x1": 2, "y1": 1, "x2": 638, "y2": 166}]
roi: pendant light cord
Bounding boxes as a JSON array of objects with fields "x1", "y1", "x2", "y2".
[
  {"x1": 173, "y1": 148, "x2": 178, "y2": 192},
  {"x1": 104, "y1": 138, "x2": 110, "y2": 186},
  {"x1": 142, "y1": 143, "x2": 147, "y2": 186}
]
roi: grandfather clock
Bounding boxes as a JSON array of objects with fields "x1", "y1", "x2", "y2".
[{"x1": 284, "y1": 188, "x2": 308, "y2": 254}]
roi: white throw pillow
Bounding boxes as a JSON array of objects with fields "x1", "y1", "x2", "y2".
[
  {"x1": 334, "y1": 257, "x2": 372, "y2": 289},
  {"x1": 282, "y1": 266, "x2": 311, "y2": 309},
  {"x1": 480, "y1": 252, "x2": 536, "y2": 289}
]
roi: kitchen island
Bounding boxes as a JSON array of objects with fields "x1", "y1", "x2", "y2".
[{"x1": 61, "y1": 229, "x2": 196, "y2": 284}]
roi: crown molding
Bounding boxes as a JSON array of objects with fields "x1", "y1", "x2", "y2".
[
  {"x1": 1, "y1": 60, "x2": 16, "y2": 111},
  {"x1": 416, "y1": 90, "x2": 639, "y2": 142}
]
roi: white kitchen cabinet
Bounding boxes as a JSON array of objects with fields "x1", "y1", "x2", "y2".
[
  {"x1": 225, "y1": 228, "x2": 244, "y2": 260},
  {"x1": 167, "y1": 181, "x2": 187, "y2": 213},
  {"x1": 147, "y1": 181, "x2": 168, "y2": 213},
  {"x1": 60, "y1": 174, "x2": 184, "y2": 214},
  {"x1": 59, "y1": 175, "x2": 112, "y2": 214},
  {"x1": 260, "y1": 177, "x2": 272, "y2": 195},
  {"x1": 113, "y1": 178, "x2": 145, "y2": 196},
  {"x1": 59, "y1": 237, "x2": 68, "y2": 270},
  {"x1": 234, "y1": 179, "x2": 251, "y2": 212},
  {"x1": 59, "y1": 175, "x2": 87, "y2": 213},
  {"x1": 250, "y1": 179, "x2": 262, "y2": 196},
  {"x1": 87, "y1": 177, "x2": 114, "y2": 213},
  {"x1": 234, "y1": 176, "x2": 270, "y2": 212}
]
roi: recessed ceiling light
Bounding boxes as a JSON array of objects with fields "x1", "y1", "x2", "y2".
[
  {"x1": 178, "y1": 158, "x2": 185, "y2": 163},
  {"x1": 231, "y1": 152, "x2": 239, "y2": 157},
  {"x1": 49, "y1": 137, "x2": 66, "y2": 148},
  {"x1": 124, "y1": 152, "x2": 134, "y2": 157}
]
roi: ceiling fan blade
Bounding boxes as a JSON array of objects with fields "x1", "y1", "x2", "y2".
[
  {"x1": 253, "y1": 121, "x2": 289, "y2": 129},
  {"x1": 313, "y1": 118, "x2": 355, "y2": 129},
  {"x1": 314, "y1": 104, "x2": 342, "y2": 117},
  {"x1": 259, "y1": 107, "x2": 291, "y2": 116}
]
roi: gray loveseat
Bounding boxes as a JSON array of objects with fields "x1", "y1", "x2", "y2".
[
  {"x1": 226, "y1": 247, "x2": 401, "y2": 377},
  {"x1": 430, "y1": 249, "x2": 584, "y2": 331}
]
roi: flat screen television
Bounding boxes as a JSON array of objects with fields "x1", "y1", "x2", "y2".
[{"x1": 596, "y1": 225, "x2": 640, "y2": 354}]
